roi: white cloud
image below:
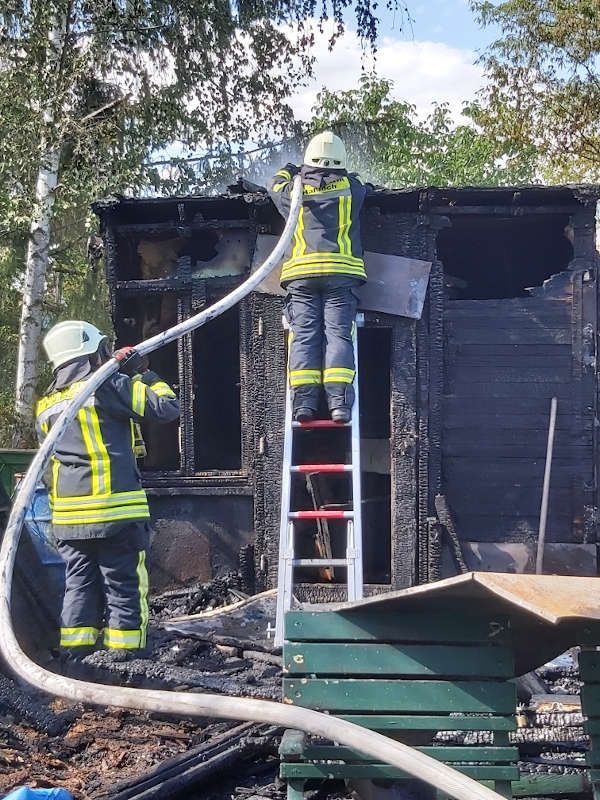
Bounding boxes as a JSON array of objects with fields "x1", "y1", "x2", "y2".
[{"x1": 289, "y1": 26, "x2": 485, "y2": 123}]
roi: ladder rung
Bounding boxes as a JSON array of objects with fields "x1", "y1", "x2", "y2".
[
  {"x1": 291, "y1": 463, "x2": 352, "y2": 473},
  {"x1": 293, "y1": 558, "x2": 350, "y2": 567},
  {"x1": 292, "y1": 420, "x2": 350, "y2": 429},
  {"x1": 289, "y1": 510, "x2": 354, "y2": 520}
]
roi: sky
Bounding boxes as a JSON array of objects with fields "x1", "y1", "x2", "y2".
[{"x1": 290, "y1": 0, "x2": 499, "y2": 122}]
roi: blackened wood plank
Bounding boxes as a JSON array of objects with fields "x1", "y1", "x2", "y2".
[
  {"x1": 448, "y1": 344, "x2": 572, "y2": 359},
  {"x1": 448, "y1": 383, "x2": 573, "y2": 399},
  {"x1": 443, "y1": 396, "x2": 575, "y2": 416},
  {"x1": 447, "y1": 365, "x2": 571, "y2": 384},
  {"x1": 444, "y1": 456, "x2": 588, "y2": 488},
  {"x1": 445, "y1": 325, "x2": 572, "y2": 344},
  {"x1": 444, "y1": 412, "x2": 587, "y2": 431},
  {"x1": 446, "y1": 486, "x2": 572, "y2": 517},
  {"x1": 442, "y1": 516, "x2": 578, "y2": 544},
  {"x1": 446, "y1": 297, "x2": 571, "y2": 312}
]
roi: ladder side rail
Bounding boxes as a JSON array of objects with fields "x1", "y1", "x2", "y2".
[
  {"x1": 349, "y1": 315, "x2": 364, "y2": 600},
  {"x1": 275, "y1": 340, "x2": 295, "y2": 647}
]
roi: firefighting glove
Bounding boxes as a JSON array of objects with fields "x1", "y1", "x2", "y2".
[{"x1": 114, "y1": 346, "x2": 144, "y2": 377}]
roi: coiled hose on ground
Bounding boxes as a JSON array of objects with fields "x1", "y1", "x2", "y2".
[{"x1": 0, "y1": 176, "x2": 506, "y2": 800}]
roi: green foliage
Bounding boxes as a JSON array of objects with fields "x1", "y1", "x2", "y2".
[
  {"x1": 0, "y1": 0, "x2": 402, "y2": 444},
  {"x1": 470, "y1": 0, "x2": 600, "y2": 181},
  {"x1": 309, "y1": 74, "x2": 536, "y2": 186}
]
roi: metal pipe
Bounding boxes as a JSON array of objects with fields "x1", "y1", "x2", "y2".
[
  {"x1": 536, "y1": 396, "x2": 558, "y2": 574},
  {"x1": 0, "y1": 175, "x2": 507, "y2": 800}
]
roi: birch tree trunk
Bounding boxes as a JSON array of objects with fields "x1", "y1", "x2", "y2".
[{"x1": 13, "y1": 10, "x2": 66, "y2": 443}]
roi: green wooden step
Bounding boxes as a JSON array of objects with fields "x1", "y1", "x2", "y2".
[
  {"x1": 283, "y1": 678, "x2": 517, "y2": 714},
  {"x1": 287, "y1": 745, "x2": 518, "y2": 763},
  {"x1": 579, "y1": 650, "x2": 600, "y2": 682},
  {"x1": 337, "y1": 714, "x2": 516, "y2": 731},
  {"x1": 280, "y1": 763, "x2": 519, "y2": 781},
  {"x1": 284, "y1": 643, "x2": 514, "y2": 678},
  {"x1": 580, "y1": 685, "x2": 600, "y2": 715},
  {"x1": 482, "y1": 774, "x2": 588, "y2": 797},
  {"x1": 285, "y1": 611, "x2": 509, "y2": 644}
]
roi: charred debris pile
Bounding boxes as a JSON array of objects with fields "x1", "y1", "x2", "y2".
[{"x1": 0, "y1": 575, "x2": 593, "y2": 799}]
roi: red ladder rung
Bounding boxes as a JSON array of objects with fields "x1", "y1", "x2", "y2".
[
  {"x1": 290, "y1": 464, "x2": 352, "y2": 473},
  {"x1": 289, "y1": 510, "x2": 354, "y2": 520}
]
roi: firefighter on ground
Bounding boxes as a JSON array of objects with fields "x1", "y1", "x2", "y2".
[
  {"x1": 269, "y1": 131, "x2": 371, "y2": 423},
  {"x1": 35, "y1": 321, "x2": 179, "y2": 659}
]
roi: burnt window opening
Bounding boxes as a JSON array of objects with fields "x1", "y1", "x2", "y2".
[
  {"x1": 140, "y1": 340, "x2": 181, "y2": 471},
  {"x1": 117, "y1": 228, "x2": 250, "y2": 282},
  {"x1": 114, "y1": 295, "x2": 181, "y2": 472},
  {"x1": 290, "y1": 326, "x2": 391, "y2": 586},
  {"x1": 437, "y1": 214, "x2": 573, "y2": 300},
  {"x1": 193, "y1": 306, "x2": 242, "y2": 471}
]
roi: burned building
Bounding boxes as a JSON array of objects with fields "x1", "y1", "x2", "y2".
[{"x1": 93, "y1": 184, "x2": 600, "y2": 595}]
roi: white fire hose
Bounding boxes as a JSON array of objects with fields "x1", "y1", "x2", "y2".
[{"x1": 0, "y1": 176, "x2": 506, "y2": 800}]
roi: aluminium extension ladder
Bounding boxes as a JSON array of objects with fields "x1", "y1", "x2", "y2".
[{"x1": 274, "y1": 314, "x2": 364, "y2": 647}]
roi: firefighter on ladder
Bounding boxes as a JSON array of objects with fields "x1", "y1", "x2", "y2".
[
  {"x1": 269, "y1": 132, "x2": 371, "y2": 423},
  {"x1": 35, "y1": 321, "x2": 179, "y2": 661}
]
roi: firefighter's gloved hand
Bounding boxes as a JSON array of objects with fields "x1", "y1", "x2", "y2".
[{"x1": 114, "y1": 346, "x2": 143, "y2": 377}]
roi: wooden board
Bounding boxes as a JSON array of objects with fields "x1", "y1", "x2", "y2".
[
  {"x1": 284, "y1": 643, "x2": 514, "y2": 677},
  {"x1": 283, "y1": 678, "x2": 516, "y2": 713},
  {"x1": 337, "y1": 714, "x2": 516, "y2": 731},
  {"x1": 295, "y1": 745, "x2": 518, "y2": 763},
  {"x1": 284, "y1": 610, "x2": 507, "y2": 643},
  {"x1": 280, "y1": 763, "x2": 519, "y2": 780}
]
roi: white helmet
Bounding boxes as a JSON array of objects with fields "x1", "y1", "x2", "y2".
[
  {"x1": 43, "y1": 320, "x2": 108, "y2": 371},
  {"x1": 304, "y1": 131, "x2": 347, "y2": 169}
]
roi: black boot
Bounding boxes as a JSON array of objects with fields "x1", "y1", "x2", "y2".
[
  {"x1": 294, "y1": 407, "x2": 315, "y2": 423},
  {"x1": 331, "y1": 407, "x2": 351, "y2": 423}
]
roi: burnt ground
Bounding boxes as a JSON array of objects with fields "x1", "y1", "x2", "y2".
[{"x1": 0, "y1": 577, "x2": 592, "y2": 800}]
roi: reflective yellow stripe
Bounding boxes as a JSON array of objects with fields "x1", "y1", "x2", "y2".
[
  {"x1": 282, "y1": 263, "x2": 367, "y2": 281},
  {"x1": 272, "y1": 181, "x2": 287, "y2": 192},
  {"x1": 289, "y1": 369, "x2": 322, "y2": 386},
  {"x1": 275, "y1": 169, "x2": 291, "y2": 180},
  {"x1": 41, "y1": 420, "x2": 49, "y2": 435},
  {"x1": 36, "y1": 381, "x2": 87, "y2": 415},
  {"x1": 149, "y1": 381, "x2": 175, "y2": 398},
  {"x1": 284, "y1": 252, "x2": 365, "y2": 267},
  {"x1": 52, "y1": 505, "x2": 150, "y2": 525},
  {"x1": 292, "y1": 207, "x2": 306, "y2": 258},
  {"x1": 51, "y1": 457, "x2": 60, "y2": 499},
  {"x1": 343, "y1": 195, "x2": 353, "y2": 255},
  {"x1": 78, "y1": 407, "x2": 110, "y2": 495},
  {"x1": 89, "y1": 406, "x2": 110, "y2": 494},
  {"x1": 132, "y1": 380, "x2": 147, "y2": 416},
  {"x1": 302, "y1": 177, "x2": 350, "y2": 195},
  {"x1": 104, "y1": 628, "x2": 142, "y2": 649},
  {"x1": 60, "y1": 626, "x2": 99, "y2": 647},
  {"x1": 137, "y1": 551, "x2": 149, "y2": 648},
  {"x1": 337, "y1": 196, "x2": 347, "y2": 256},
  {"x1": 51, "y1": 489, "x2": 147, "y2": 510},
  {"x1": 323, "y1": 367, "x2": 355, "y2": 384}
]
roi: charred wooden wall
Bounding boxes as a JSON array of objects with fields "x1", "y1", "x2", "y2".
[{"x1": 95, "y1": 185, "x2": 600, "y2": 591}]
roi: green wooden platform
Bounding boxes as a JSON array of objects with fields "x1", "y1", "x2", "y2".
[{"x1": 280, "y1": 607, "x2": 519, "y2": 799}]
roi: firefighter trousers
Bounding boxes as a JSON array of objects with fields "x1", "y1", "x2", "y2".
[
  {"x1": 56, "y1": 522, "x2": 149, "y2": 654},
  {"x1": 284, "y1": 275, "x2": 361, "y2": 413}
]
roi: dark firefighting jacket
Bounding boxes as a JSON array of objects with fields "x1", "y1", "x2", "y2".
[
  {"x1": 269, "y1": 163, "x2": 370, "y2": 286},
  {"x1": 35, "y1": 359, "x2": 179, "y2": 540}
]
